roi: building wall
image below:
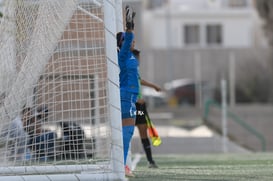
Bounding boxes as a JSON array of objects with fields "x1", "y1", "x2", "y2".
[
  {"x1": 34, "y1": 7, "x2": 108, "y2": 123},
  {"x1": 137, "y1": 0, "x2": 270, "y2": 104},
  {"x1": 143, "y1": 9, "x2": 258, "y2": 49}
]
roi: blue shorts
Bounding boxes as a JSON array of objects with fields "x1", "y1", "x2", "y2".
[{"x1": 120, "y1": 91, "x2": 138, "y2": 119}]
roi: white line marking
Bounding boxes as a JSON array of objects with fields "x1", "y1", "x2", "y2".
[{"x1": 131, "y1": 153, "x2": 142, "y2": 171}]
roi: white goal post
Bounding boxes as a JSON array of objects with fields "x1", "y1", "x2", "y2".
[{"x1": 0, "y1": 0, "x2": 124, "y2": 180}]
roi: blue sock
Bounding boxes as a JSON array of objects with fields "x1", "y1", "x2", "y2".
[{"x1": 122, "y1": 125, "x2": 135, "y2": 165}]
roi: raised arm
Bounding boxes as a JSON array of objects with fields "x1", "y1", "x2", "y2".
[{"x1": 118, "y1": 6, "x2": 136, "y2": 62}]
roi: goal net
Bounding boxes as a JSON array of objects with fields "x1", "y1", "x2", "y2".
[{"x1": 0, "y1": 0, "x2": 124, "y2": 180}]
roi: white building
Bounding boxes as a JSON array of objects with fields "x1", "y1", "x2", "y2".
[{"x1": 142, "y1": 0, "x2": 267, "y2": 49}]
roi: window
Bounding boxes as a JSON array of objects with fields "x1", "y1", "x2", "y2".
[
  {"x1": 206, "y1": 24, "x2": 222, "y2": 45},
  {"x1": 184, "y1": 25, "x2": 200, "y2": 45}
]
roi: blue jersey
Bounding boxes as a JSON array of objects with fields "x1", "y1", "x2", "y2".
[{"x1": 118, "y1": 32, "x2": 139, "y2": 94}]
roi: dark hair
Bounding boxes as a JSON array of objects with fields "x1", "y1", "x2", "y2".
[
  {"x1": 21, "y1": 105, "x2": 31, "y2": 115},
  {"x1": 21, "y1": 108, "x2": 31, "y2": 118},
  {"x1": 116, "y1": 32, "x2": 125, "y2": 49},
  {"x1": 37, "y1": 104, "x2": 48, "y2": 114},
  {"x1": 36, "y1": 104, "x2": 49, "y2": 120}
]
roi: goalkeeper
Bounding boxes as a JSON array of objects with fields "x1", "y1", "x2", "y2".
[
  {"x1": 116, "y1": 5, "x2": 138, "y2": 177},
  {"x1": 132, "y1": 49, "x2": 161, "y2": 168}
]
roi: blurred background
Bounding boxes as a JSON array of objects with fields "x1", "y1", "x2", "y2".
[
  {"x1": 123, "y1": 0, "x2": 273, "y2": 154},
  {"x1": 0, "y1": 0, "x2": 272, "y2": 154},
  {"x1": 125, "y1": 0, "x2": 272, "y2": 107}
]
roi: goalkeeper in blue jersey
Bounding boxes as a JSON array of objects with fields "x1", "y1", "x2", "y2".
[{"x1": 116, "y1": 5, "x2": 138, "y2": 177}]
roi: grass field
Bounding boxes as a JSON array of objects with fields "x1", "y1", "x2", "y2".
[{"x1": 129, "y1": 153, "x2": 273, "y2": 181}]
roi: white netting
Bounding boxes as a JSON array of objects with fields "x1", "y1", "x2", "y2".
[{"x1": 0, "y1": 0, "x2": 123, "y2": 180}]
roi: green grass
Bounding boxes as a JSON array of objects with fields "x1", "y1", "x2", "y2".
[{"x1": 130, "y1": 153, "x2": 273, "y2": 181}]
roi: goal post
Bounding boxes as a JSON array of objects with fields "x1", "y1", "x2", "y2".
[{"x1": 0, "y1": 0, "x2": 124, "y2": 180}]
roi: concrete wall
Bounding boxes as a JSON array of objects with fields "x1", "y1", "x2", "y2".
[{"x1": 204, "y1": 104, "x2": 273, "y2": 152}]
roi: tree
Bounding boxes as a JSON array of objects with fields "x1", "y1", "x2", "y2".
[
  {"x1": 256, "y1": 0, "x2": 273, "y2": 46},
  {"x1": 256, "y1": 0, "x2": 273, "y2": 102},
  {"x1": 0, "y1": 0, "x2": 2, "y2": 17}
]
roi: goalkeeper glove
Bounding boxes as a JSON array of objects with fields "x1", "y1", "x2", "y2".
[{"x1": 125, "y1": 5, "x2": 136, "y2": 30}]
